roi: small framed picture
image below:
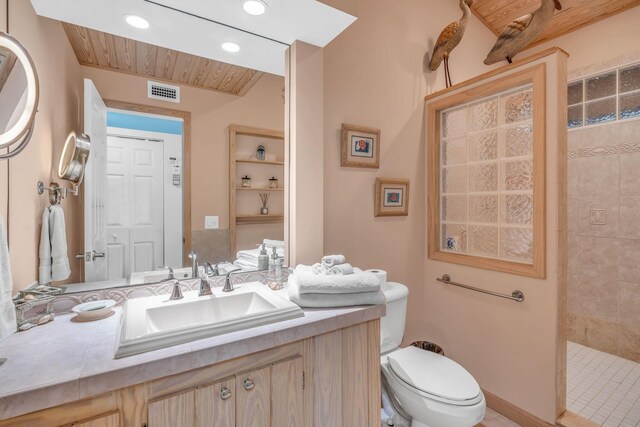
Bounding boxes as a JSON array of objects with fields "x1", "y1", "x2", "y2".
[
  {"x1": 375, "y1": 178, "x2": 410, "y2": 217},
  {"x1": 341, "y1": 123, "x2": 380, "y2": 168}
]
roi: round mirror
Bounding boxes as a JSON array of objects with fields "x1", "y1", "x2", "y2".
[
  {"x1": 58, "y1": 131, "x2": 91, "y2": 183},
  {"x1": 0, "y1": 32, "x2": 39, "y2": 159}
]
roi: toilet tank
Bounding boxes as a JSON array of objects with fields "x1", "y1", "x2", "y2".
[{"x1": 380, "y1": 282, "x2": 409, "y2": 354}]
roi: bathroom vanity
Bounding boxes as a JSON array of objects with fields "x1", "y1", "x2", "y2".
[{"x1": 0, "y1": 297, "x2": 384, "y2": 427}]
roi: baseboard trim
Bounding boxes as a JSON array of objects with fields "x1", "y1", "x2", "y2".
[
  {"x1": 483, "y1": 389, "x2": 554, "y2": 427},
  {"x1": 556, "y1": 410, "x2": 601, "y2": 427}
]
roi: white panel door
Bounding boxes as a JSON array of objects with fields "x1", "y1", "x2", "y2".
[
  {"x1": 130, "y1": 139, "x2": 164, "y2": 273},
  {"x1": 106, "y1": 135, "x2": 164, "y2": 277},
  {"x1": 106, "y1": 137, "x2": 130, "y2": 280},
  {"x1": 83, "y1": 79, "x2": 108, "y2": 282}
]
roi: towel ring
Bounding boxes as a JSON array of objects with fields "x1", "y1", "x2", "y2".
[{"x1": 37, "y1": 181, "x2": 62, "y2": 205}]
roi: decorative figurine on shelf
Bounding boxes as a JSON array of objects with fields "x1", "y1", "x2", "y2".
[
  {"x1": 256, "y1": 145, "x2": 266, "y2": 161},
  {"x1": 484, "y1": 0, "x2": 562, "y2": 65},
  {"x1": 241, "y1": 175, "x2": 251, "y2": 188},
  {"x1": 269, "y1": 177, "x2": 279, "y2": 189},
  {"x1": 428, "y1": 0, "x2": 473, "y2": 88},
  {"x1": 259, "y1": 193, "x2": 270, "y2": 215}
]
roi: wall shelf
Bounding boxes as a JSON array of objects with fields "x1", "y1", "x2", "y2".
[
  {"x1": 229, "y1": 125, "x2": 285, "y2": 253},
  {"x1": 236, "y1": 214, "x2": 284, "y2": 225},
  {"x1": 236, "y1": 159, "x2": 284, "y2": 166},
  {"x1": 236, "y1": 187, "x2": 284, "y2": 192}
]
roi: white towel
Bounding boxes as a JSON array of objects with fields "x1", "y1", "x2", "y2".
[
  {"x1": 327, "y1": 263, "x2": 354, "y2": 275},
  {"x1": 288, "y1": 274, "x2": 385, "y2": 308},
  {"x1": 0, "y1": 214, "x2": 17, "y2": 340},
  {"x1": 235, "y1": 246, "x2": 284, "y2": 266},
  {"x1": 293, "y1": 265, "x2": 380, "y2": 294},
  {"x1": 312, "y1": 263, "x2": 353, "y2": 275},
  {"x1": 38, "y1": 205, "x2": 70, "y2": 284},
  {"x1": 263, "y1": 239, "x2": 284, "y2": 248},
  {"x1": 321, "y1": 254, "x2": 346, "y2": 268}
]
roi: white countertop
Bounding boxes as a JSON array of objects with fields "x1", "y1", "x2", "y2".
[{"x1": 0, "y1": 295, "x2": 385, "y2": 420}]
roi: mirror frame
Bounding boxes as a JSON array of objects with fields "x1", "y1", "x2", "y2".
[{"x1": 0, "y1": 32, "x2": 39, "y2": 156}]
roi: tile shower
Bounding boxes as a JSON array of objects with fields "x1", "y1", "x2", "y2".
[{"x1": 567, "y1": 64, "x2": 640, "y2": 366}]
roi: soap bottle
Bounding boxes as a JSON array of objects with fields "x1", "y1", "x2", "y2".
[
  {"x1": 257, "y1": 244, "x2": 269, "y2": 271},
  {"x1": 268, "y1": 246, "x2": 283, "y2": 290}
]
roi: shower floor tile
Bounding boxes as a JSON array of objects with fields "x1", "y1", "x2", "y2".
[{"x1": 568, "y1": 341, "x2": 640, "y2": 426}]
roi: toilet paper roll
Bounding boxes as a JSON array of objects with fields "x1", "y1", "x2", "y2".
[{"x1": 366, "y1": 269, "x2": 387, "y2": 285}]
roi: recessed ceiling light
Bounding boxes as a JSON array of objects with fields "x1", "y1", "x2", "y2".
[
  {"x1": 242, "y1": 0, "x2": 268, "y2": 16},
  {"x1": 221, "y1": 42, "x2": 241, "y2": 53},
  {"x1": 124, "y1": 14, "x2": 151, "y2": 30}
]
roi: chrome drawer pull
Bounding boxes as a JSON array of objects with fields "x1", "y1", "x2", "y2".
[
  {"x1": 220, "y1": 386, "x2": 232, "y2": 400},
  {"x1": 243, "y1": 378, "x2": 255, "y2": 391}
]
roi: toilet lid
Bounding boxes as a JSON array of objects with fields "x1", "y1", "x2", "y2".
[{"x1": 387, "y1": 346, "x2": 481, "y2": 403}]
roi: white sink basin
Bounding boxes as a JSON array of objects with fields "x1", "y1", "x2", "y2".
[
  {"x1": 115, "y1": 282, "x2": 304, "y2": 358},
  {"x1": 129, "y1": 267, "x2": 194, "y2": 285}
]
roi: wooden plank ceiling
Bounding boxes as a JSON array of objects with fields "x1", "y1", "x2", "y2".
[
  {"x1": 471, "y1": 0, "x2": 640, "y2": 47},
  {"x1": 62, "y1": 23, "x2": 264, "y2": 96}
]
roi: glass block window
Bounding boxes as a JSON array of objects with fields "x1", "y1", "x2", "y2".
[
  {"x1": 439, "y1": 84, "x2": 534, "y2": 264},
  {"x1": 568, "y1": 62, "x2": 640, "y2": 128}
]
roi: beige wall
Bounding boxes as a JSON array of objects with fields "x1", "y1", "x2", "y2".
[
  {"x1": 82, "y1": 67, "x2": 285, "y2": 232},
  {"x1": 322, "y1": 0, "x2": 496, "y2": 362},
  {"x1": 1, "y1": 1, "x2": 83, "y2": 291}
]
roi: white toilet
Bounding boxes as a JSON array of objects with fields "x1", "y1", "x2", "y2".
[{"x1": 380, "y1": 282, "x2": 486, "y2": 427}]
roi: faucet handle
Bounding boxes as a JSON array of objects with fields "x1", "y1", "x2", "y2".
[
  {"x1": 158, "y1": 266, "x2": 175, "y2": 280},
  {"x1": 169, "y1": 280, "x2": 184, "y2": 301}
]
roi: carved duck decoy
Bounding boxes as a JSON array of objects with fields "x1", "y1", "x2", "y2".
[
  {"x1": 429, "y1": 0, "x2": 473, "y2": 88},
  {"x1": 485, "y1": 0, "x2": 562, "y2": 65}
]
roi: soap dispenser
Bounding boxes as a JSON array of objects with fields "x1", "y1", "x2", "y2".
[
  {"x1": 267, "y1": 246, "x2": 283, "y2": 290},
  {"x1": 257, "y1": 244, "x2": 269, "y2": 271}
]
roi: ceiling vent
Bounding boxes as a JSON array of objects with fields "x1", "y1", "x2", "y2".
[{"x1": 147, "y1": 81, "x2": 180, "y2": 103}]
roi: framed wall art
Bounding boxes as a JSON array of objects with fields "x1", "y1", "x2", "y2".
[
  {"x1": 341, "y1": 123, "x2": 380, "y2": 168},
  {"x1": 375, "y1": 178, "x2": 410, "y2": 217}
]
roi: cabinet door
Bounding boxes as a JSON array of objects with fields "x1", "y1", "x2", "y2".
[
  {"x1": 271, "y1": 357, "x2": 304, "y2": 427},
  {"x1": 67, "y1": 411, "x2": 120, "y2": 427},
  {"x1": 148, "y1": 390, "x2": 195, "y2": 427},
  {"x1": 236, "y1": 366, "x2": 271, "y2": 427},
  {"x1": 195, "y1": 378, "x2": 235, "y2": 427}
]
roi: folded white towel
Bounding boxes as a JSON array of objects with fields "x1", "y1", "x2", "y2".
[
  {"x1": 312, "y1": 263, "x2": 327, "y2": 274},
  {"x1": 0, "y1": 214, "x2": 16, "y2": 340},
  {"x1": 321, "y1": 254, "x2": 346, "y2": 268},
  {"x1": 236, "y1": 247, "x2": 284, "y2": 263},
  {"x1": 293, "y1": 265, "x2": 380, "y2": 294},
  {"x1": 288, "y1": 274, "x2": 385, "y2": 308},
  {"x1": 327, "y1": 263, "x2": 354, "y2": 275},
  {"x1": 263, "y1": 239, "x2": 284, "y2": 248},
  {"x1": 39, "y1": 206, "x2": 70, "y2": 284}
]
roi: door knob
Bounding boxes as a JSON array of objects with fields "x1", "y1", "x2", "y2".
[
  {"x1": 243, "y1": 378, "x2": 255, "y2": 391},
  {"x1": 220, "y1": 386, "x2": 232, "y2": 400}
]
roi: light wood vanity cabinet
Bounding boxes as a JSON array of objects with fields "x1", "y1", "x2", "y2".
[
  {"x1": 148, "y1": 358, "x2": 302, "y2": 427},
  {"x1": 0, "y1": 319, "x2": 380, "y2": 427}
]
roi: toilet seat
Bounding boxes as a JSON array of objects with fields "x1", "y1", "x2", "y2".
[{"x1": 386, "y1": 346, "x2": 482, "y2": 407}]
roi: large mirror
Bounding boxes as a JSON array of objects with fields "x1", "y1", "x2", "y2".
[
  {"x1": 45, "y1": 24, "x2": 288, "y2": 292},
  {"x1": 0, "y1": 32, "x2": 39, "y2": 159}
]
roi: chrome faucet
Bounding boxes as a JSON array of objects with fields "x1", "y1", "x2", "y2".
[
  {"x1": 203, "y1": 262, "x2": 217, "y2": 277},
  {"x1": 223, "y1": 267, "x2": 242, "y2": 292},
  {"x1": 188, "y1": 251, "x2": 199, "y2": 278},
  {"x1": 158, "y1": 266, "x2": 175, "y2": 282},
  {"x1": 168, "y1": 280, "x2": 184, "y2": 301},
  {"x1": 198, "y1": 274, "x2": 213, "y2": 297}
]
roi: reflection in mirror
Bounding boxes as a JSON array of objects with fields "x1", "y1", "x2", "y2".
[
  {"x1": 0, "y1": 32, "x2": 39, "y2": 159},
  {"x1": 53, "y1": 30, "x2": 287, "y2": 293}
]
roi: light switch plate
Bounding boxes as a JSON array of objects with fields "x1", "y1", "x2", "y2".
[
  {"x1": 590, "y1": 209, "x2": 606, "y2": 225},
  {"x1": 205, "y1": 216, "x2": 219, "y2": 229}
]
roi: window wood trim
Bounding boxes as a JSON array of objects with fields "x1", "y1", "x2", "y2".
[{"x1": 426, "y1": 64, "x2": 547, "y2": 278}]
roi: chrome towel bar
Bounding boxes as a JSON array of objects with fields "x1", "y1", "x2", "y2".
[{"x1": 436, "y1": 274, "x2": 525, "y2": 302}]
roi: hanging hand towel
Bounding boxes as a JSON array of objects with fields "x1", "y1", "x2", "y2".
[
  {"x1": 0, "y1": 214, "x2": 17, "y2": 340},
  {"x1": 39, "y1": 205, "x2": 70, "y2": 284},
  {"x1": 321, "y1": 254, "x2": 346, "y2": 268}
]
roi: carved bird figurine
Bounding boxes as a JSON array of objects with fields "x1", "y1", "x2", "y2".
[
  {"x1": 429, "y1": 0, "x2": 474, "y2": 88},
  {"x1": 484, "y1": 0, "x2": 562, "y2": 65}
]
